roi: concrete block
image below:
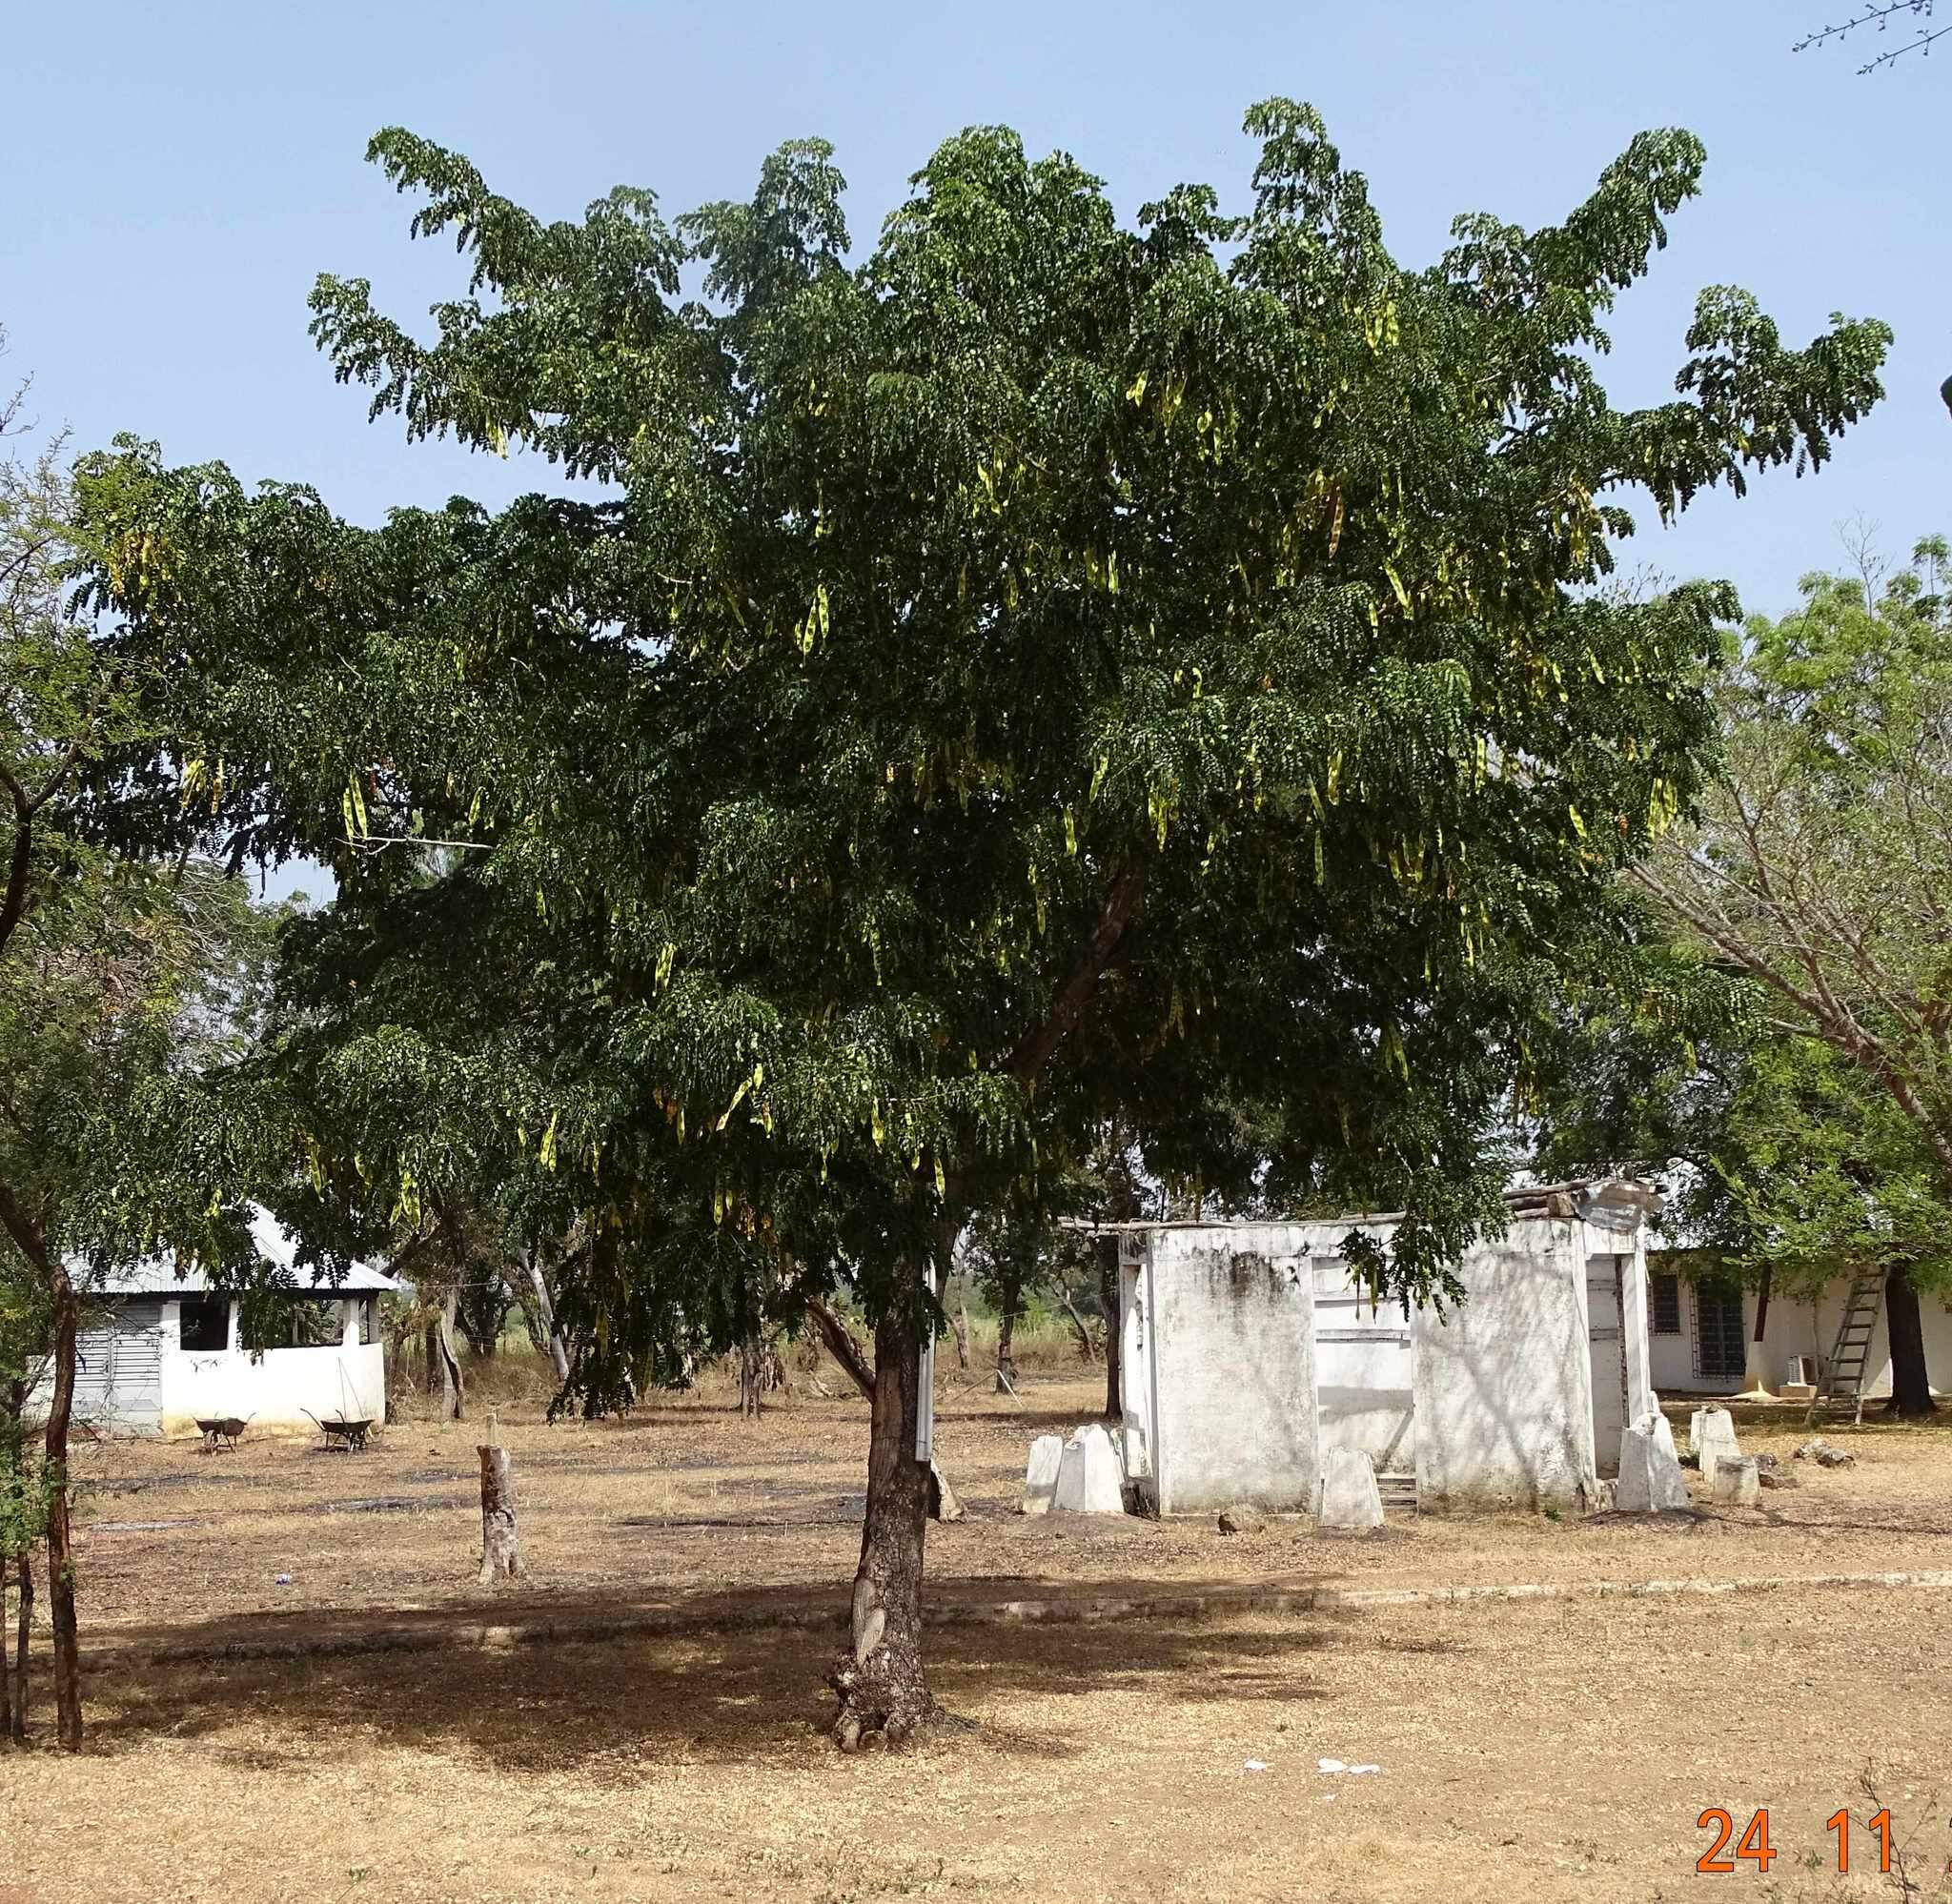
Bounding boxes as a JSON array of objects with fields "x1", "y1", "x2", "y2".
[
  {"x1": 1616, "y1": 1411, "x2": 1689, "y2": 1512},
  {"x1": 1052, "y1": 1424, "x2": 1125, "y2": 1514},
  {"x1": 1317, "y1": 1448, "x2": 1385, "y2": 1532},
  {"x1": 1690, "y1": 1406, "x2": 1740, "y2": 1482},
  {"x1": 1021, "y1": 1434, "x2": 1064, "y2": 1515},
  {"x1": 1711, "y1": 1455, "x2": 1760, "y2": 1507}
]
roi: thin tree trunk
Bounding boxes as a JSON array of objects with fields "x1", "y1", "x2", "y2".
[
  {"x1": 739, "y1": 1338, "x2": 764, "y2": 1420},
  {"x1": 1, "y1": 1384, "x2": 17, "y2": 1742},
  {"x1": 382, "y1": 1320, "x2": 402, "y2": 1426},
  {"x1": 827, "y1": 1309, "x2": 935, "y2": 1750},
  {"x1": 501, "y1": 1254, "x2": 570, "y2": 1385},
  {"x1": 438, "y1": 1290, "x2": 464, "y2": 1423},
  {"x1": 10, "y1": 1550, "x2": 30, "y2": 1742},
  {"x1": 44, "y1": 1259, "x2": 82, "y2": 1749},
  {"x1": 0, "y1": 1544, "x2": 10, "y2": 1742},
  {"x1": 1884, "y1": 1266, "x2": 1937, "y2": 1417},
  {"x1": 1058, "y1": 1287, "x2": 1096, "y2": 1364},
  {"x1": 951, "y1": 1284, "x2": 970, "y2": 1373},
  {"x1": 995, "y1": 1302, "x2": 1018, "y2": 1387},
  {"x1": 1098, "y1": 1241, "x2": 1122, "y2": 1420},
  {"x1": 423, "y1": 1321, "x2": 442, "y2": 1395}
]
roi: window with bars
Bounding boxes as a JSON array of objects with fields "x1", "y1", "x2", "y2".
[
  {"x1": 1648, "y1": 1273, "x2": 1682, "y2": 1336},
  {"x1": 1693, "y1": 1283, "x2": 1747, "y2": 1384}
]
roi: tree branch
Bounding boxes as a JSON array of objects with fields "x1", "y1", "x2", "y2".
[
  {"x1": 1004, "y1": 863, "x2": 1146, "y2": 1087},
  {"x1": 804, "y1": 1294, "x2": 874, "y2": 1401}
]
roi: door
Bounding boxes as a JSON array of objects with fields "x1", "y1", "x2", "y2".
[
  {"x1": 72, "y1": 1301, "x2": 165, "y2": 1434},
  {"x1": 1586, "y1": 1257, "x2": 1629, "y2": 1476}
]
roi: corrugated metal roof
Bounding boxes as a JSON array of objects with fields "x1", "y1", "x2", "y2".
[{"x1": 70, "y1": 1206, "x2": 399, "y2": 1296}]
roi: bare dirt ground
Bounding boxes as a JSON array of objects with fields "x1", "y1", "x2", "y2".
[{"x1": 5, "y1": 1373, "x2": 1951, "y2": 1903}]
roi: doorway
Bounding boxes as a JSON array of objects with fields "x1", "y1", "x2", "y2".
[{"x1": 1587, "y1": 1256, "x2": 1629, "y2": 1476}]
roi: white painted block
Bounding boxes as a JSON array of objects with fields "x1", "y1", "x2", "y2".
[
  {"x1": 1021, "y1": 1434, "x2": 1064, "y2": 1515},
  {"x1": 1052, "y1": 1423, "x2": 1125, "y2": 1514},
  {"x1": 1317, "y1": 1448, "x2": 1385, "y2": 1532},
  {"x1": 1616, "y1": 1412, "x2": 1689, "y2": 1512},
  {"x1": 1690, "y1": 1406, "x2": 1740, "y2": 1483},
  {"x1": 1711, "y1": 1455, "x2": 1760, "y2": 1507}
]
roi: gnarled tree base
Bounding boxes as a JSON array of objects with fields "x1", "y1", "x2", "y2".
[{"x1": 825, "y1": 1641, "x2": 938, "y2": 1751}]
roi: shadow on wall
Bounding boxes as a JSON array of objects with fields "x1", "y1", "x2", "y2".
[{"x1": 1415, "y1": 1240, "x2": 1593, "y2": 1511}]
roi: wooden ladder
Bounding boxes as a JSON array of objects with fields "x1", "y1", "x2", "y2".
[{"x1": 1816, "y1": 1273, "x2": 1885, "y2": 1426}]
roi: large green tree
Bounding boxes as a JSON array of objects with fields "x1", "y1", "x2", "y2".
[
  {"x1": 1632, "y1": 537, "x2": 1952, "y2": 1402},
  {"x1": 78, "y1": 105, "x2": 1886, "y2": 1742}
]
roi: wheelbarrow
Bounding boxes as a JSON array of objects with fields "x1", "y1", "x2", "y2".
[
  {"x1": 303, "y1": 1410, "x2": 376, "y2": 1452},
  {"x1": 196, "y1": 1415, "x2": 250, "y2": 1452}
]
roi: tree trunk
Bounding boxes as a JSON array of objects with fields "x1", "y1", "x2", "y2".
[
  {"x1": 10, "y1": 1550, "x2": 30, "y2": 1741},
  {"x1": 951, "y1": 1284, "x2": 970, "y2": 1372},
  {"x1": 502, "y1": 1254, "x2": 570, "y2": 1385},
  {"x1": 739, "y1": 1338, "x2": 764, "y2": 1420},
  {"x1": 1098, "y1": 1241, "x2": 1122, "y2": 1420},
  {"x1": 0, "y1": 1548, "x2": 10, "y2": 1743},
  {"x1": 44, "y1": 1261, "x2": 82, "y2": 1749},
  {"x1": 1, "y1": 1386, "x2": 17, "y2": 1742},
  {"x1": 382, "y1": 1320, "x2": 402, "y2": 1426},
  {"x1": 995, "y1": 1298, "x2": 1019, "y2": 1387},
  {"x1": 1059, "y1": 1287, "x2": 1096, "y2": 1363},
  {"x1": 476, "y1": 1443, "x2": 524, "y2": 1584},
  {"x1": 1744, "y1": 1267, "x2": 1773, "y2": 1393},
  {"x1": 437, "y1": 1290, "x2": 464, "y2": 1423},
  {"x1": 1883, "y1": 1266, "x2": 1937, "y2": 1417},
  {"x1": 423, "y1": 1321, "x2": 442, "y2": 1395},
  {"x1": 827, "y1": 1310, "x2": 936, "y2": 1750}
]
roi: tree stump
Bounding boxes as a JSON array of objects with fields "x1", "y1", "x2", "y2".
[{"x1": 477, "y1": 1438, "x2": 524, "y2": 1585}]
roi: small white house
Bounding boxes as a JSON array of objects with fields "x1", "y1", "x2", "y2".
[
  {"x1": 59, "y1": 1209, "x2": 397, "y2": 1437},
  {"x1": 1109, "y1": 1178, "x2": 1658, "y2": 1514}
]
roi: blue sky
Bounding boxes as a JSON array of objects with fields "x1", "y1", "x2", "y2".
[{"x1": 6, "y1": 1, "x2": 1945, "y2": 615}]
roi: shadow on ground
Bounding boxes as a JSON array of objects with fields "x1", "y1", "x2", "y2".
[{"x1": 77, "y1": 1591, "x2": 1441, "y2": 1773}]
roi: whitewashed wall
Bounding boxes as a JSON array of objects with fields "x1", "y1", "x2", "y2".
[
  {"x1": 160, "y1": 1342, "x2": 385, "y2": 1437},
  {"x1": 1140, "y1": 1225, "x2": 1317, "y2": 1515},
  {"x1": 1413, "y1": 1225, "x2": 1597, "y2": 1510}
]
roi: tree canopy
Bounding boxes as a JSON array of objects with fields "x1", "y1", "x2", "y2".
[
  {"x1": 1633, "y1": 536, "x2": 1952, "y2": 1194},
  {"x1": 71, "y1": 103, "x2": 1889, "y2": 1740}
]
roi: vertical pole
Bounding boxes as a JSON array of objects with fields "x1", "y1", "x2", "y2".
[{"x1": 914, "y1": 1262, "x2": 936, "y2": 1465}]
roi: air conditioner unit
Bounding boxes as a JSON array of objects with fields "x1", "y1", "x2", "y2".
[{"x1": 1784, "y1": 1354, "x2": 1820, "y2": 1388}]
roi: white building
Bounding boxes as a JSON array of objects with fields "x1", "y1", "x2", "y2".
[
  {"x1": 1109, "y1": 1179, "x2": 1657, "y2": 1514},
  {"x1": 1645, "y1": 1255, "x2": 1952, "y2": 1402},
  {"x1": 57, "y1": 1209, "x2": 397, "y2": 1437}
]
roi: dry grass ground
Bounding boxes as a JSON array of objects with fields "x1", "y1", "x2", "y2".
[{"x1": 5, "y1": 1368, "x2": 1951, "y2": 1903}]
